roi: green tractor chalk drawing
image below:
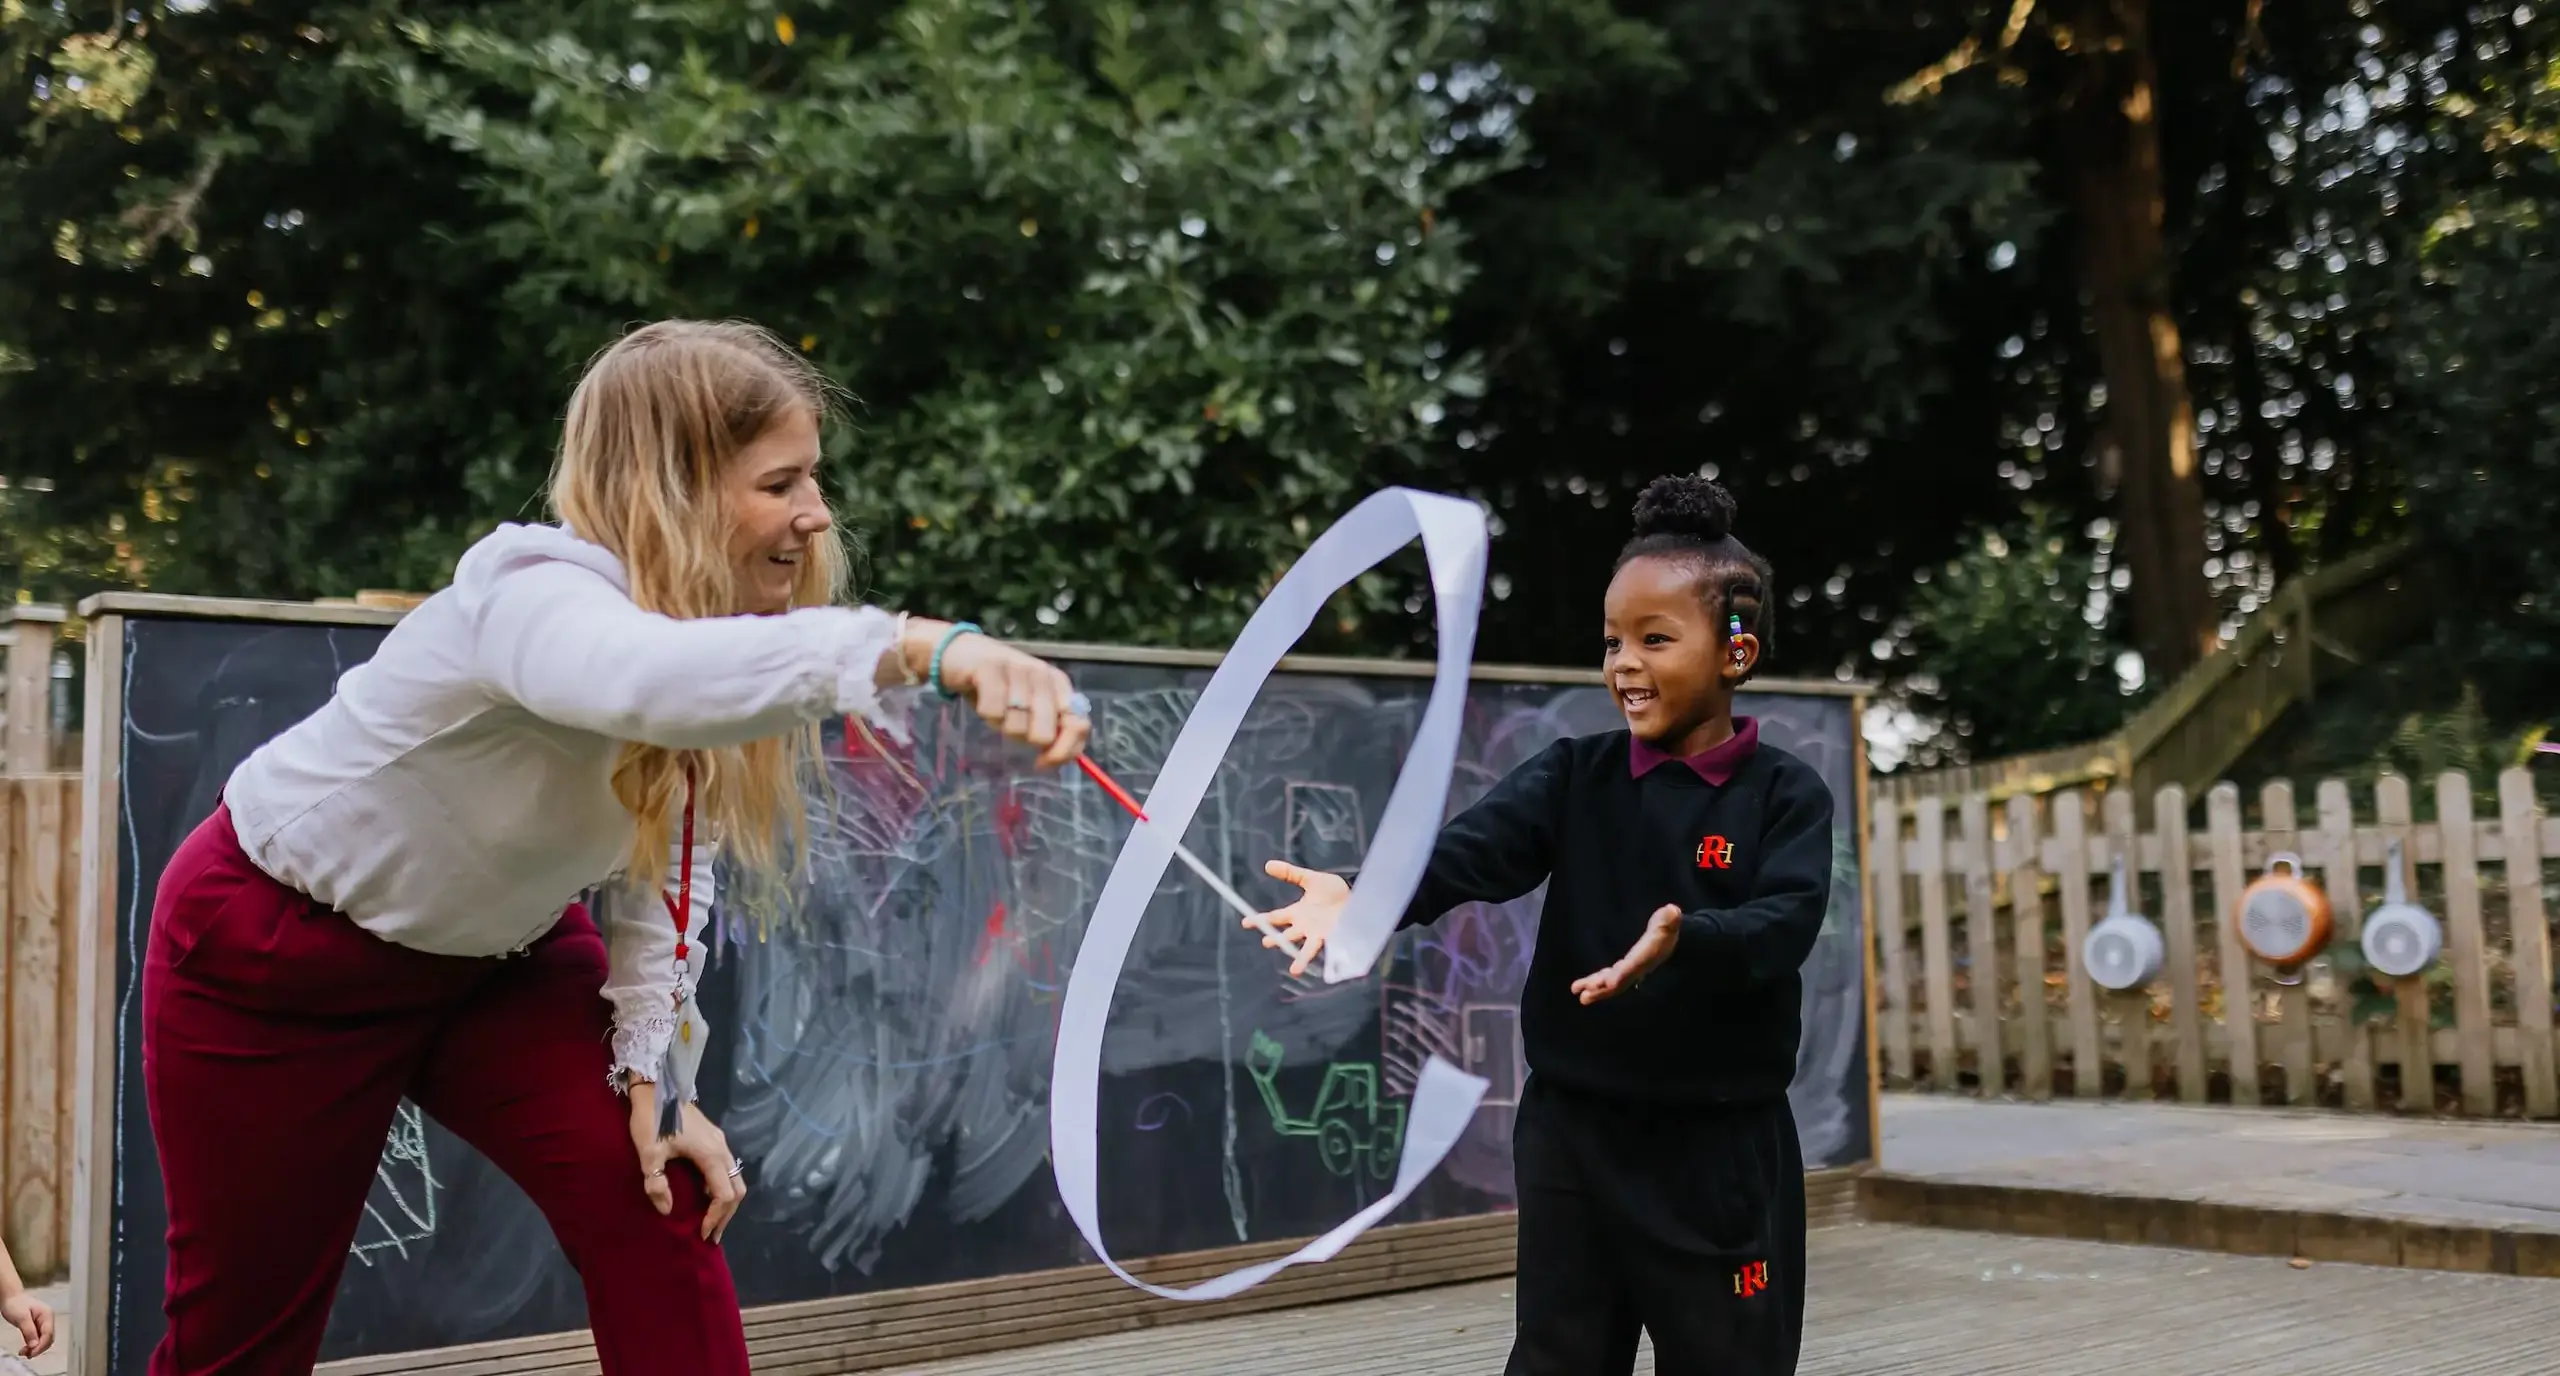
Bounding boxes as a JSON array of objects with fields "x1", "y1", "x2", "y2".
[{"x1": 1245, "y1": 1030, "x2": 1407, "y2": 1182}]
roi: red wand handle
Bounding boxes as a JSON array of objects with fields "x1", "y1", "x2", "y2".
[
  {"x1": 1065, "y1": 697, "x2": 1307, "y2": 963},
  {"x1": 1076, "y1": 755, "x2": 1152, "y2": 822}
]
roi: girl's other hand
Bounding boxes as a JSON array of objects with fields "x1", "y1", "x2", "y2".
[{"x1": 1570, "y1": 904, "x2": 1683, "y2": 1004}]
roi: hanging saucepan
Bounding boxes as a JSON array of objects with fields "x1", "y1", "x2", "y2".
[
  {"x1": 2237, "y1": 852, "x2": 2333, "y2": 978},
  {"x1": 2084, "y1": 852, "x2": 2165, "y2": 992},
  {"x1": 2360, "y1": 838, "x2": 2442, "y2": 979}
]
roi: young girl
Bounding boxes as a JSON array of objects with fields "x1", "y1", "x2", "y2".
[
  {"x1": 141, "y1": 320, "x2": 1087, "y2": 1376},
  {"x1": 1256, "y1": 474, "x2": 1833, "y2": 1376}
]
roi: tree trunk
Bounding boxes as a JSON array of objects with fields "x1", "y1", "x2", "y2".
[{"x1": 2065, "y1": 0, "x2": 2217, "y2": 681}]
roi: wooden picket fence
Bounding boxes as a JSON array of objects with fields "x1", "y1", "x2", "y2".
[
  {"x1": 1872, "y1": 768, "x2": 2560, "y2": 1116},
  {"x1": 0, "y1": 774, "x2": 78, "y2": 1282},
  {"x1": 1, "y1": 606, "x2": 68, "y2": 775}
]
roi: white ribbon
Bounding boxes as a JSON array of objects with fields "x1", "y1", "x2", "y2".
[{"x1": 1050, "y1": 487, "x2": 1495, "y2": 1300}]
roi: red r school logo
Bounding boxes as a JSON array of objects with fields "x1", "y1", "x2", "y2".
[
  {"x1": 1733, "y1": 1260, "x2": 1769, "y2": 1297},
  {"x1": 1695, "y1": 835, "x2": 1735, "y2": 870}
]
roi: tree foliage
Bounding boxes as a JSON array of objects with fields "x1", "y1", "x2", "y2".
[
  {"x1": 1438, "y1": 0, "x2": 2052, "y2": 674},
  {"x1": 2387, "y1": 10, "x2": 2560, "y2": 712},
  {"x1": 8, "y1": 0, "x2": 2555, "y2": 769},
  {"x1": 1891, "y1": 506, "x2": 2148, "y2": 765},
  {"x1": 373, "y1": 0, "x2": 1502, "y2": 647},
  {"x1": 1433, "y1": 0, "x2": 2480, "y2": 695},
  {"x1": 0, "y1": 0, "x2": 547, "y2": 605},
  {"x1": 6, "y1": 0, "x2": 1504, "y2": 653}
]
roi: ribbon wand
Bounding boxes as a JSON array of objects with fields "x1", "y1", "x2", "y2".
[{"x1": 1065, "y1": 694, "x2": 1308, "y2": 963}]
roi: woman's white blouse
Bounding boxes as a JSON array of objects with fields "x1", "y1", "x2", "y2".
[{"x1": 222, "y1": 521, "x2": 911, "y2": 1084}]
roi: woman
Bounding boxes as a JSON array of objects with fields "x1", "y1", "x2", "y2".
[{"x1": 141, "y1": 319, "x2": 1087, "y2": 1376}]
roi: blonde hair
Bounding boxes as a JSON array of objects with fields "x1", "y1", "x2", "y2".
[{"x1": 549, "y1": 319, "x2": 852, "y2": 894}]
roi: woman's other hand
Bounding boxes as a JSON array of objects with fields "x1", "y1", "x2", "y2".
[{"x1": 626, "y1": 1080, "x2": 747, "y2": 1244}]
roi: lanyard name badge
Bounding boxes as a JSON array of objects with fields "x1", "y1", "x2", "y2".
[{"x1": 655, "y1": 766, "x2": 708, "y2": 1137}]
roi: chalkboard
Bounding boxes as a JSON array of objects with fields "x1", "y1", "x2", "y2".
[{"x1": 71, "y1": 597, "x2": 1871, "y2": 1375}]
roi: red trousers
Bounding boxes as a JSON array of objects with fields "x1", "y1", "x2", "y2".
[{"x1": 139, "y1": 806, "x2": 749, "y2": 1375}]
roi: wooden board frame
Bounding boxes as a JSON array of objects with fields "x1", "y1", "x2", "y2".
[
  {"x1": 1856, "y1": 714, "x2": 1883, "y2": 1156},
  {"x1": 67, "y1": 592, "x2": 1877, "y2": 1376},
  {"x1": 77, "y1": 591, "x2": 1871, "y2": 696},
  {"x1": 305, "y1": 1168, "x2": 1862, "y2": 1376},
  {"x1": 69, "y1": 611, "x2": 121, "y2": 1376}
]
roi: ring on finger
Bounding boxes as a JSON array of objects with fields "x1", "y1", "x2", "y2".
[
  {"x1": 646, "y1": 1168, "x2": 667, "y2": 1180},
  {"x1": 726, "y1": 1161, "x2": 746, "y2": 1178}
]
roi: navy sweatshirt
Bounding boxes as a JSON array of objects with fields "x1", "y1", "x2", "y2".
[{"x1": 1398, "y1": 725, "x2": 1836, "y2": 1106}]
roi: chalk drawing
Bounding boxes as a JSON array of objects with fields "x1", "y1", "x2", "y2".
[
  {"x1": 1754, "y1": 704, "x2": 1870, "y2": 1170},
  {"x1": 1460, "y1": 1003, "x2": 1527, "y2": 1107},
  {"x1": 1284, "y1": 782, "x2": 1367, "y2": 878},
  {"x1": 1243, "y1": 1031, "x2": 1407, "y2": 1183},
  {"x1": 347, "y1": 1103, "x2": 440, "y2": 1267},
  {"x1": 705, "y1": 676, "x2": 1869, "y2": 1276},
  {"x1": 1785, "y1": 826, "x2": 1868, "y2": 1166},
  {"x1": 1133, "y1": 1093, "x2": 1193, "y2": 1132},
  {"x1": 717, "y1": 687, "x2": 1335, "y2": 1271},
  {"x1": 1210, "y1": 772, "x2": 1251, "y2": 1242}
]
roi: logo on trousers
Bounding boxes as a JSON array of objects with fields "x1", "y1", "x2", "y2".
[{"x1": 1733, "y1": 1260, "x2": 1769, "y2": 1297}]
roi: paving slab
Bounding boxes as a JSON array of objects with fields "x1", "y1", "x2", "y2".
[
  {"x1": 1879, "y1": 1093, "x2": 2560, "y2": 1232},
  {"x1": 883, "y1": 1223, "x2": 2560, "y2": 1375},
  {"x1": 48, "y1": 1097, "x2": 2547, "y2": 1374}
]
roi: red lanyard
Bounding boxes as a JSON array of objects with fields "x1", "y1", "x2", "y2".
[{"x1": 660, "y1": 768, "x2": 696, "y2": 969}]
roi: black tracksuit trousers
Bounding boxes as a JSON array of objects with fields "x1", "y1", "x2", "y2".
[{"x1": 1504, "y1": 1076, "x2": 1806, "y2": 1376}]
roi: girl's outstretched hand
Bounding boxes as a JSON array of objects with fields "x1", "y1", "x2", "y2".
[
  {"x1": 1570, "y1": 904, "x2": 1683, "y2": 1004},
  {"x1": 1252, "y1": 860, "x2": 1349, "y2": 976}
]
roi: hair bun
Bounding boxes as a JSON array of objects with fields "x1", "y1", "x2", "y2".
[{"x1": 1630, "y1": 474, "x2": 1737, "y2": 543}]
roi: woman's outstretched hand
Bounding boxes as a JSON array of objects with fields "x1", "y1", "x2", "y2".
[
  {"x1": 890, "y1": 618, "x2": 1090, "y2": 769},
  {"x1": 1253, "y1": 861, "x2": 1350, "y2": 977}
]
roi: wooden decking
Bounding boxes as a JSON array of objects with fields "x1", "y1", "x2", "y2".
[
  {"x1": 48, "y1": 1097, "x2": 2560, "y2": 1375},
  {"x1": 885, "y1": 1221, "x2": 2560, "y2": 1375}
]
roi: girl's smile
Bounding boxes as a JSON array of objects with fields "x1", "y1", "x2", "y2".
[{"x1": 1603, "y1": 555, "x2": 1759, "y2": 757}]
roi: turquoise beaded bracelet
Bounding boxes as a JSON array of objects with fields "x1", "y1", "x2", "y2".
[{"x1": 929, "y1": 621, "x2": 981, "y2": 699}]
